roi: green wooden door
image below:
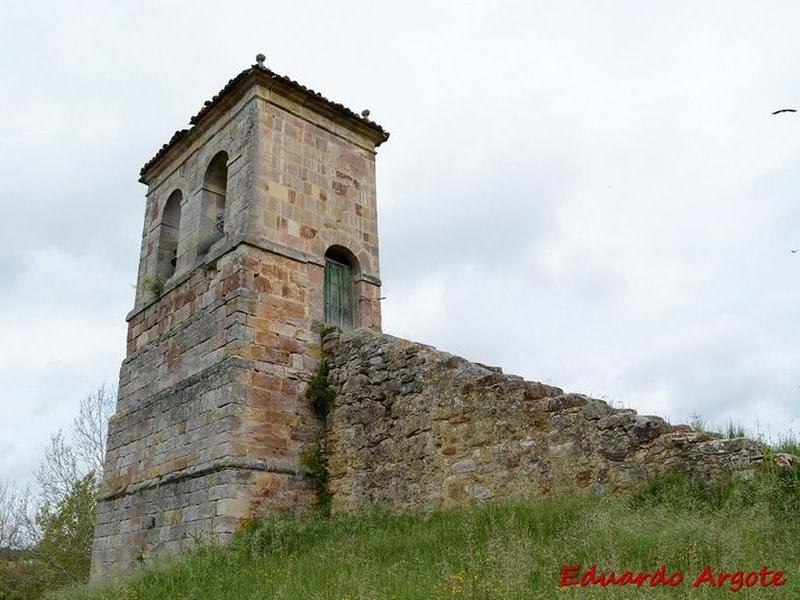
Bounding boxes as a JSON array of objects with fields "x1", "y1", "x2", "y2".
[{"x1": 324, "y1": 257, "x2": 354, "y2": 329}]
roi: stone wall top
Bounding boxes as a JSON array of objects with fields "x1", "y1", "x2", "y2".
[{"x1": 323, "y1": 328, "x2": 768, "y2": 514}]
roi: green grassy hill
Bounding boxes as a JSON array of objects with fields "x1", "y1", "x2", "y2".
[{"x1": 55, "y1": 467, "x2": 800, "y2": 599}]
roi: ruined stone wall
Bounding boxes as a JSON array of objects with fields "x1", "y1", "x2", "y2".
[{"x1": 323, "y1": 328, "x2": 765, "y2": 514}]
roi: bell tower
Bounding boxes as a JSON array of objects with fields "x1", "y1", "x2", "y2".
[{"x1": 91, "y1": 55, "x2": 389, "y2": 580}]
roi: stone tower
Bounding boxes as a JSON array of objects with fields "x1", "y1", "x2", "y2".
[{"x1": 90, "y1": 56, "x2": 389, "y2": 580}]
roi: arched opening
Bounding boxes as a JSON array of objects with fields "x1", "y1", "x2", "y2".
[
  {"x1": 158, "y1": 190, "x2": 182, "y2": 280},
  {"x1": 324, "y1": 246, "x2": 357, "y2": 330},
  {"x1": 199, "y1": 151, "x2": 228, "y2": 252}
]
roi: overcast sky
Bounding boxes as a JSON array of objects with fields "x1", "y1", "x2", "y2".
[{"x1": 2, "y1": 1, "x2": 800, "y2": 490}]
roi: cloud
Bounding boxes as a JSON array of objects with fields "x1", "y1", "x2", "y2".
[
  {"x1": 2, "y1": 1, "x2": 800, "y2": 490},
  {"x1": 0, "y1": 245, "x2": 129, "y2": 487}
]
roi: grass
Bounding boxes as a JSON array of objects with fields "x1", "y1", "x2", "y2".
[
  {"x1": 688, "y1": 413, "x2": 709, "y2": 434},
  {"x1": 54, "y1": 467, "x2": 800, "y2": 599},
  {"x1": 686, "y1": 414, "x2": 800, "y2": 463},
  {"x1": 725, "y1": 420, "x2": 747, "y2": 439},
  {"x1": 774, "y1": 434, "x2": 800, "y2": 456}
]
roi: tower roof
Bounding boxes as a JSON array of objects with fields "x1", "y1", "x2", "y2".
[{"x1": 139, "y1": 57, "x2": 390, "y2": 182}]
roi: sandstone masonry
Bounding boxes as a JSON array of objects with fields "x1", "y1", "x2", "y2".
[{"x1": 91, "y1": 59, "x2": 388, "y2": 580}]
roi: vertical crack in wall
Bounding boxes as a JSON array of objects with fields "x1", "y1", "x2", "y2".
[{"x1": 299, "y1": 326, "x2": 339, "y2": 513}]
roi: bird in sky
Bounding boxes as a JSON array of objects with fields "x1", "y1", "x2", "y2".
[
  {"x1": 792, "y1": 249, "x2": 798, "y2": 254},
  {"x1": 772, "y1": 108, "x2": 797, "y2": 115}
]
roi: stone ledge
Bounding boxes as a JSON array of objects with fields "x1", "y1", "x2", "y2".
[
  {"x1": 98, "y1": 455, "x2": 308, "y2": 502},
  {"x1": 122, "y1": 288, "x2": 256, "y2": 365},
  {"x1": 127, "y1": 234, "x2": 381, "y2": 322},
  {"x1": 111, "y1": 355, "x2": 257, "y2": 421}
]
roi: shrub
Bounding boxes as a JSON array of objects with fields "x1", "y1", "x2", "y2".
[
  {"x1": 305, "y1": 360, "x2": 335, "y2": 419},
  {"x1": 299, "y1": 444, "x2": 331, "y2": 514},
  {"x1": 140, "y1": 274, "x2": 163, "y2": 297}
]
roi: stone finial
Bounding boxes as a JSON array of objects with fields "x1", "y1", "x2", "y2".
[
  {"x1": 361, "y1": 109, "x2": 371, "y2": 118},
  {"x1": 255, "y1": 53, "x2": 266, "y2": 68}
]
